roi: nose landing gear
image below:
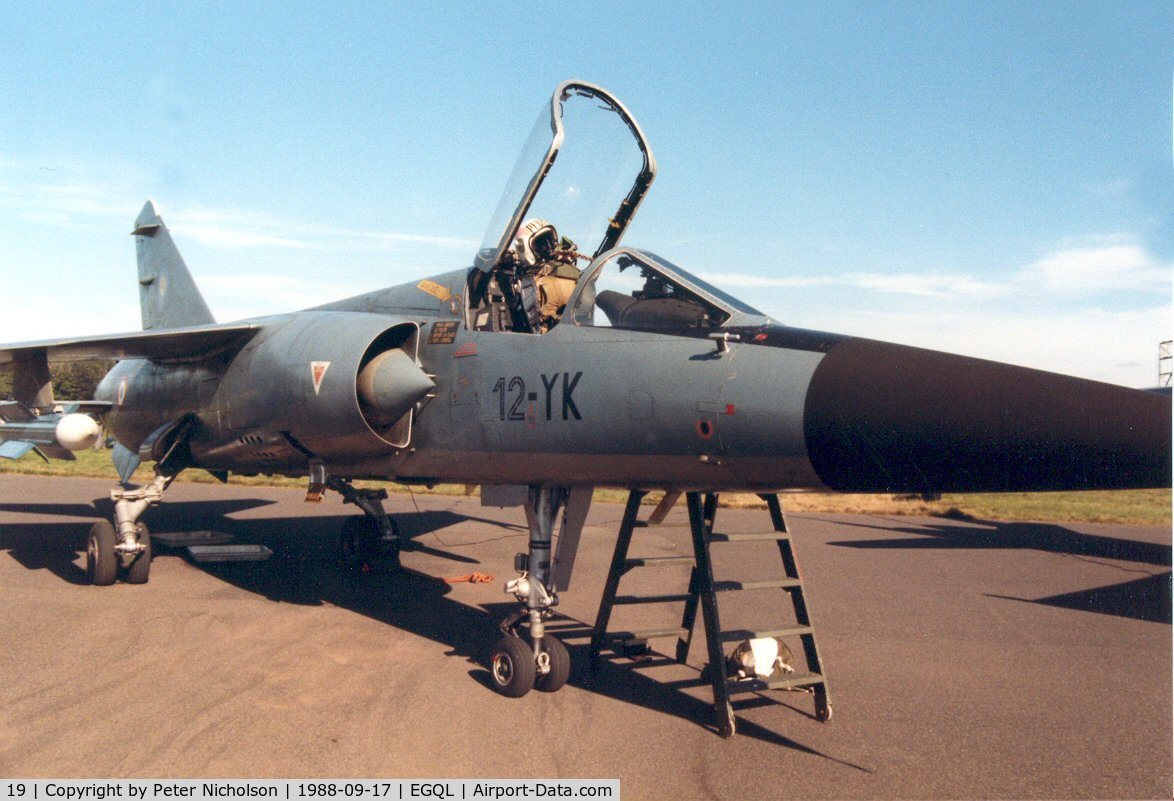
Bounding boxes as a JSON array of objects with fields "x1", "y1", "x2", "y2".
[{"x1": 488, "y1": 485, "x2": 574, "y2": 698}]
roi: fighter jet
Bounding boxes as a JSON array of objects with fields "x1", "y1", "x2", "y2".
[{"x1": 1, "y1": 81, "x2": 1169, "y2": 701}]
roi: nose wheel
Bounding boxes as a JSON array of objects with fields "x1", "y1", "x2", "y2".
[
  {"x1": 534, "y1": 634, "x2": 570, "y2": 692},
  {"x1": 489, "y1": 632, "x2": 569, "y2": 698},
  {"x1": 86, "y1": 520, "x2": 118, "y2": 586},
  {"x1": 490, "y1": 636, "x2": 536, "y2": 697},
  {"x1": 488, "y1": 485, "x2": 577, "y2": 698}
]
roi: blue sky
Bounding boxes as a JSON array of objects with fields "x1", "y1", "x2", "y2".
[{"x1": 0, "y1": 2, "x2": 1169, "y2": 386}]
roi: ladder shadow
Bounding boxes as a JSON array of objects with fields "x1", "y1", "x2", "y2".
[{"x1": 468, "y1": 605, "x2": 868, "y2": 764}]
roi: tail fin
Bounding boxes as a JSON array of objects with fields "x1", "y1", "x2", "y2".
[{"x1": 133, "y1": 200, "x2": 215, "y2": 330}]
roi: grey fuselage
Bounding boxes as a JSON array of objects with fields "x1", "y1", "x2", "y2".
[{"x1": 95, "y1": 265, "x2": 1172, "y2": 495}]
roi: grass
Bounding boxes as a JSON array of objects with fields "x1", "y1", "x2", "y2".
[{"x1": 1, "y1": 447, "x2": 1169, "y2": 526}]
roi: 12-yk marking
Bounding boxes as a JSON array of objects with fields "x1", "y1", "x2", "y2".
[{"x1": 492, "y1": 372, "x2": 582, "y2": 422}]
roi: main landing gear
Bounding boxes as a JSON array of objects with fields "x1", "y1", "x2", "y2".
[
  {"x1": 87, "y1": 472, "x2": 173, "y2": 586},
  {"x1": 327, "y1": 477, "x2": 404, "y2": 572},
  {"x1": 489, "y1": 486, "x2": 572, "y2": 697}
]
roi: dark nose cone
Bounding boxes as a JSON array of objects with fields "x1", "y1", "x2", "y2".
[{"x1": 803, "y1": 338, "x2": 1172, "y2": 493}]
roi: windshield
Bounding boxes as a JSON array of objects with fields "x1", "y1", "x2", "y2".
[
  {"x1": 570, "y1": 249, "x2": 766, "y2": 330},
  {"x1": 474, "y1": 81, "x2": 656, "y2": 272}
]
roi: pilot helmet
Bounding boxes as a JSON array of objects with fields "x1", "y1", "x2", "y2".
[{"x1": 513, "y1": 218, "x2": 558, "y2": 268}]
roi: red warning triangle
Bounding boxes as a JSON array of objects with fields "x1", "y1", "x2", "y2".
[{"x1": 311, "y1": 361, "x2": 331, "y2": 396}]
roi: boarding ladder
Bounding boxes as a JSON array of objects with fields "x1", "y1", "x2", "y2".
[{"x1": 589, "y1": 490, "x2": 831, "y2": 737}]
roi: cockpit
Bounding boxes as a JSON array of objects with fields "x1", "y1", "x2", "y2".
[
  {"x1": 466, "y1": 81, "x2": 655, "y2": 334},
  {"x1": 569, "y1": 249, "x2": 765, "y2": 331},
  {"x1": 465, "y1": 81, "x2": 767, "y2": 336}
]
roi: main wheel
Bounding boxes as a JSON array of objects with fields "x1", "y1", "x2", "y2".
[
  {"x1": 124, "y1": 523, "x2": 152, "y2": 585},
  {"x1": 535, "y1": 634, "x2": 570, "y2": 693},
  {"x1": 490, "y1": 636, "x2": 536, "y2": 698},
  {"x1": 339, "y1": 516, "x2": 371, "y2": 572},
  {"x1": 87, "y1": 520, "x2": 117, "y2": 586},
  {"x1": 371, "y1": 516, "x2": 402, "y2": 565}
]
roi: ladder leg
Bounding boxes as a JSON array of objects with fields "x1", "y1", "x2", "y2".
[
  {"x1": 675, "y1": 565, "x2": 700, "y2": 664},
  {"x1": 589, "y1": 489, "x2": 646, "y2": 665},
  {"x1": 688, "y1": 491, "x2": 735, "y2": 737},
  {"x1": 768, "y1": 493, "x2": 832, "y2": 722},
  {"x1": 647, "y1": 490, "x2": 681, "y2": 525},
  {"x1": 759, "y1": 492, "x2": 788, "y2": 534}
]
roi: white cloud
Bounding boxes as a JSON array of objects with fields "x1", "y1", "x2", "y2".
[
  {"x1": 0, "y1": 295, "x2": 141, "y2": 342},
  {"x1": 1024, "y1": 243, "x2": 1170, "y2": 293},
  {"x1": 703, "y1": 237, "x2": 1171, "y2": 388},
  {"x1": 802, "y1": 303, "x2": 1172, "y2": 388},
  {"x1": 701, "y1": 237, "x2": 1170, "y2": 305},
  {"x1": 199, "y1": 273, "x2": 370, "y2": 319},
  {"x1": 0, "y1": 160, "x2": 476, "y2": 254},
  {"x1": 169, "y1": 223, "x2": 313, "y2": 250},
  {"x1": 696, "y1": 270, "x2": 1009, "y2": 299},
  {"x1": 695, "y1": 271, "x2": 837, "y2": 289},
  {"x1": 164, "y1": 206, "x2": 478, "y2": 252},
  {"x1": 847, "y1": 272, "x2": 1008, "y2": 299}
]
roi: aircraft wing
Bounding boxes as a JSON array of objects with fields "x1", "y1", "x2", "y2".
[{"x1": 0, "y1": 322, "x2": 261, "y2": 364}]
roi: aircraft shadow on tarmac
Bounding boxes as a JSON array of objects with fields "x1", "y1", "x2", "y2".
[
  {"x1": 0, "y1": 495, "x2": 863, "y2": 757},
  {"x1": 181, "y1": 510, "x2": 865, "y2": 760},
  {"x1": 825, "y1": 517, "x2": 1172, "y2": 624},
  {"x1": 0, "y1": 496, "x2": 869, "y2": 758}
]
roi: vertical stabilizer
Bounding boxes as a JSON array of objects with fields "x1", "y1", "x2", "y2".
[{"x1": 133, "y1": 200, "x2": 215, "y2": 330}]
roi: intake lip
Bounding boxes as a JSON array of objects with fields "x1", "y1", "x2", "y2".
[{"x1": 802, "y1": 337, "x2": 1172, "y2": 493}]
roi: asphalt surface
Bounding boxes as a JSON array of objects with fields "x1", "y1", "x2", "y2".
[{"x1": 0, "y1": 474, "x2": 1170, "y2": 799}]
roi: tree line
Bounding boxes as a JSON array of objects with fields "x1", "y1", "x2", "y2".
[{"x1": 0, "y1": 360, "x2": 117, "y2": 402}]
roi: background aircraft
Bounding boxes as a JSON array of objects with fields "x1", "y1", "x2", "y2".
[{"x1": 1, "y1": 81, "x2": 1169, "y2": 703}]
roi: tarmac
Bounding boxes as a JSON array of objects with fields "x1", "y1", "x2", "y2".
[{"x1": 0, "y1": 473, "x2": 1170, "y2": 799}]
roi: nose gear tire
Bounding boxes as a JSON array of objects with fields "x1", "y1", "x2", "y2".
[
  {"x1": 124, "y1": 523, "x2": 152, "y2": 585},
  {"x1": 534, "y1": 635, "x2": 570, "y2": 693},
  {"x1": 490, "y1": 636, "x2": 536, "y2": 698},
  {"x1": 86, "y1": 516, "x2": 117, "y2": 587},
  {"x1": 87, "y1": 520, "x2": 117, "y2": 586}
]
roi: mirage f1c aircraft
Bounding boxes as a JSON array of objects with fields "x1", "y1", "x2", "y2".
[{"x1": 2, "y1": 81, "x2": 1170, "y2": 701}]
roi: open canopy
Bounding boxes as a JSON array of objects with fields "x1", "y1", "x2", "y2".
[{"x1": 474, "y1": 81, "x2": 657, "y2": 272}]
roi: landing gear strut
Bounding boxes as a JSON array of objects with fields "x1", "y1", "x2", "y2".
[
  {"x1": 328, "y1": 477, "x2": 403, "y2": 571},
  {"x1": 490, "y1": 485, "x2": 571, "y2": 697},
  {"x1": 88, "y1": 472, "x2": 172, "y2": 585}
]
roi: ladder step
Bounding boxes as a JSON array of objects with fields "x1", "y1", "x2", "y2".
[
  {"x1": 713, "y1": 579, "x2": 802, "y2": 592},
  {"x1": 709, "y1": 531, "x2": 790, "y2": 542},
  {"x1": 613, "y1": 593, "x2": 695, "y2": 605},
  {"x1": 624, "y1": 555, "x2": 695, "y2": 568},
  {"x1": 727, "y1": 671, "x2": 825, "y2": 694},
  {"x1": 719, "y1": 625, "x2": 812, "y2": 643},
  {"x1": 660, "y1": 677, "x2": 711, "y2": 690},
  {"x1": 603, "y1": 627, "x2": 689, "y2": 643},
  {"x1": 591, "y1": 490, "x2": 831, "y2": 735}
]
